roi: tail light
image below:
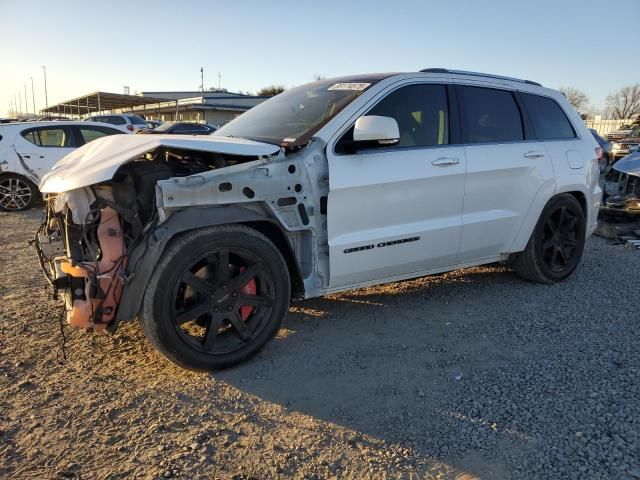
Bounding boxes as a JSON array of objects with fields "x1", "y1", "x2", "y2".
[
  {"x1": 595, "y1": 147, "x2": 603, "y2": 160},
  {"x1": 127, "y1": 124, "x2": 134, "y2": 132}
]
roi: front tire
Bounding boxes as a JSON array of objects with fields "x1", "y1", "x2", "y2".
[
  {"x1": 0, "y1": 174, "x2": 37, "y2": 211},
  {"x1": 511, "y1": 194, "x2": 586, "y2": 284},
  {"x1": 140, "y1": 225, "x2": 291, "y2": 371}
]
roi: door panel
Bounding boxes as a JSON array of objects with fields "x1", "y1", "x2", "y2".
[
  {"x1": 14, "y1": 126, "x2": 74, "y2": 180},
  {"x1": 327, "y1": 145, "x2": 466, "y2": 287},
  {"x1": 455, "y1": 84, "x2": 555, "y2": 262},
  {"x1": 327, "y1": 82, "x2": 467, "y2": 287},
  {"x1": 458, "y1": 143, "x2": 553, "y2": 261}
]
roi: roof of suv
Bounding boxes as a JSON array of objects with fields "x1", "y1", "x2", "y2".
[{"x1": 331, "y1": 69, "x2": 544, "y2": 91}]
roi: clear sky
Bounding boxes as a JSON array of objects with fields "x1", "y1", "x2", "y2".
[{"x1": 1, "y1": 0, "x2": 638, "y2": 117}]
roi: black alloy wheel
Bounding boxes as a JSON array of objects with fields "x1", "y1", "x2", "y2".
[
  {"x1": 141, "y1": 225, "x2": 290, "y2": 371},
  {"x1": 539, "y1": 204, "x2": 580, "y2": 274},
  {"x1": 171, "y1": 247, "x2": 275, "y2": 356},
  {"x1": 512, "y1": 194, "x2": 586, "y2": 284}
]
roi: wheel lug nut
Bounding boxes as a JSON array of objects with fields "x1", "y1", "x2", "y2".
[
  {"x1": 232, "y1": 292, "x2": 237, "y2": 297},
  {"x1": 227, "y1": 306, "x2": 232, "y2": 311},
  {"x1": 213, "y1": 307, "x2": 218, "y2": 312}
]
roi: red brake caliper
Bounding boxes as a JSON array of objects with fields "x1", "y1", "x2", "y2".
[{"x1": 239, "y1": 267, "x2": 256, "y2": 321}]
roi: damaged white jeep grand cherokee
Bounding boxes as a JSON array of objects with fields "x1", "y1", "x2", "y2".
[{"x1": 35, "y1": 69, "x2": 602, "y2": 371}]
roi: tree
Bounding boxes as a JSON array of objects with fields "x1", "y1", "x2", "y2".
[
  {"x1": 605, "y1": 84, "x2": 640, "y2": 119},
  {"x1": 559, "y1": 87, "x2": 589, "y2": 114},
  {"x1": 256, "y1": 85, "x2": 286, "y2": 97}
]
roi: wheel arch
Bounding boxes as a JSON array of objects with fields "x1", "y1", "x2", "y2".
[
  {"x1": 112, "y1": 206, "x2": 304, "y2": 330},
  {"x1": 509, "y1": 181, "x2": 590, "y2": 253},
  {"x1": 0, "y1": 171, "x2": 40, "y2": 211}
]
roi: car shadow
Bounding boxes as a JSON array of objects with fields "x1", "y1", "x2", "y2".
[{"x1": 211, "y1": 264, "x2": 543, "y2": 477}]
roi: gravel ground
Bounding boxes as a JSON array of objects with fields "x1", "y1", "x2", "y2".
[{"x1": 1, "y1": 208, "x2": 639, "y2": 480}]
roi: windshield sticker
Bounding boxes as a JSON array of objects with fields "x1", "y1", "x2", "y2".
[
  {"x1": 283, "y1": 137, "x2": 296, "y2": 143},
  {"x1": 328, "y1": 83, "x2": 371, "y2": 91}
]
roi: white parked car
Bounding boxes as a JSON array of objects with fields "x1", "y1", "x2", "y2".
[
  {"x1": 35, "y1": 69, "x2": 602, "y2": 370},
  {"x1": 0, "y1": 121, "x2": 127, "y2": 211},
  {"x1": 85, "y1": 114, "x2": 148, "y2": 133}
]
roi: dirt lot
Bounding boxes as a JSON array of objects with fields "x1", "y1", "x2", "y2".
[{"x1": 1, "y1": 209, "x2": 639, "y2": 480}]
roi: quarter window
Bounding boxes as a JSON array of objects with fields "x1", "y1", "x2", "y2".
[
  {"x1": 459, "y1": 86, "x2": 523, "y2": 143},
  {"x1": 368, "y1": 84, "x2": 449, "y2": 148},
  {"x1": 22, "y1": 127, "x2": 70, "y2": 147},
  {"x1": 520, "y1": 93, "x2": 576, "y2": 140}
]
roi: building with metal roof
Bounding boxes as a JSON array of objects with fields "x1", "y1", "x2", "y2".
[{"x1": 42, "y1": 90, "x2": 270, "y2": 127}]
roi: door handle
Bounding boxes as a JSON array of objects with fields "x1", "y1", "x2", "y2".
[
  {"x1": 22, "y1": 155, "x2": 31, "y2": 159},
  {"x1": 431, "y1": 157, "x2": 460, "y2": 166},
  {"x1": 524, "y1": 151, "x2": 545, "y2": 159}
]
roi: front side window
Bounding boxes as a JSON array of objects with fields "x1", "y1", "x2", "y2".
[
  {"x1": 520, "y1": 93, "x2": 575, "y2": 140},
  {"x1": 79, "y1": 126, "x2": 123, "y2": 144},
  {"x1": 367, "y1": 84, "x2": 449, "y2": 148},
  {"x1": 459, "y1": 86, "x2": 523, "y2": 143},
  {"x1": 22, "y1": 127, "x2": 70, "y2": 148}
]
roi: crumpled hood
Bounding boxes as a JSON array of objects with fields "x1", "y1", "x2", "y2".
[
  {"x1": 39, "y1": 134, "x2": 280, "y2": 193},
  {"x1": 613, "y1": 150, "x2": 640, "y2": 177}
]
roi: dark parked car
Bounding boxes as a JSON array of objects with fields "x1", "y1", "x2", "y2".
[
  {"x1": 139, "y1": 122, "x2": 216, "y2": 135},
  {"x1": 590, "y1": 129, "x2": 612, "y2": 172}
]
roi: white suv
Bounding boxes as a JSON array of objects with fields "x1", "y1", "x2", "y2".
[
  {"x1": 0, "y1": 121, "x2": 126, "y2": 211},
  {"x1": 85, "y1": 114, "x2": 148, "y2": 133},
  {"x1": 35, "y1": 69, "x2": 602, "y2": 370}
]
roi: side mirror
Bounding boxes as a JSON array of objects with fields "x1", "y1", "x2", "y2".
[{"x1": 353, "y1": 115, "x2": 399, "y2": 145}]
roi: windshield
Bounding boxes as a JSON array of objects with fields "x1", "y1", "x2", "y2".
[{"x1": 213, "y1": 79, "x2": 379, "y2": 146}]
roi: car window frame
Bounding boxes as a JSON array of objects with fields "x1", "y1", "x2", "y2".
[
  {"x1": 333, "y1": 82, "x2": 459, "y2": 156},
  {"x1": 455, "y1": 84, "x2": 526, "y2": 145},
  {"x1": 517, "y1": 91, "x2": 577, "y2": 141},
  {"x1": 72, "y1": 125, "x2": 125, "y2": 146},
  {"x1": 20, "y1": 125, "x2": 76, "y2": 149}
]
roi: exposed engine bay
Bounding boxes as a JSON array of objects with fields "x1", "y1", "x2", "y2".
[{"x1": 34, "y1": 147, "x2": 278, "y2": 332}]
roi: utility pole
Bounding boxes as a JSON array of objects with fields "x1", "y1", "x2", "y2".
[
  {"x1": 42, "y1": 65, "x2": 48, "y2": 110},
  {"x1": 200, "y1": 67, "x2": 204, "y2": 95},
  {"x1": 218, "y1": 72, "x2": 221, "y2": 90},
  {"x1": 30, "y1": 77, "x2": 36, "y2": 114},
  {"x1": 18, "y1": 90, "x2": 22, "y2": 116},
  {"x1": 24, "y1": 84, "x2": 28, "y2": 115}
]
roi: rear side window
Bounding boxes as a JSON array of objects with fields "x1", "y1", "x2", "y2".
[
  {"x1": 172, "y1": 123, "x2": 195, "y2": 133},
  {"x1": 79, "y1": 126, "x2": 123, "y2": 144},
  {"x1": 520, "y1": 93, "x2": 576, "y2": 140},
  {"x1": 128, "y1": 115, "x2": 147, "y2": 125},
  {"x1": 93, "y1": 115, "x2": 126, "y2": 125},
  {"x1": 22, "y1": 127, "x2": 70, "y2": 147},
  {"x1": 459, "y1": 86, "x2": 523, "y2": 143}
]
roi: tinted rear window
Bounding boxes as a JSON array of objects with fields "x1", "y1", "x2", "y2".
[
  {"x1": 93, "y1": 116, "x2": 126, "y2": 125},
  {"x1": 520, "y1": 93, "x2": 576, "y2": 140},
  {"x1": 128, "y1": 115, "x2": 147, "y2": 125},
  {"x1": 459, "y1": 86, "x2": 523, "y2": 144},
  {"x1": 79, "y1": 126, "x2": 124, "y2": 144}
]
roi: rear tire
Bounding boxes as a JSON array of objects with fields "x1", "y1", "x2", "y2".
[
  {"x1": 0, "y1": 174, "x2": 38, "y2": 212},
  {"x1": 140, "y1": 225, "x2": 290, "y2": 371},
  {"x1": 511, "y1": 194, "x2": 586, "y2": 284}
]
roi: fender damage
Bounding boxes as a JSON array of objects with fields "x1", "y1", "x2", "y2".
[{"x1": 35, "y1": 133, "x2": 324, "y2": 333}]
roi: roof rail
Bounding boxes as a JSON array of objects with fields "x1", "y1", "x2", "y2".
[{"x1": 419, "y1": 68, "x2": 542, "y2": 87}]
